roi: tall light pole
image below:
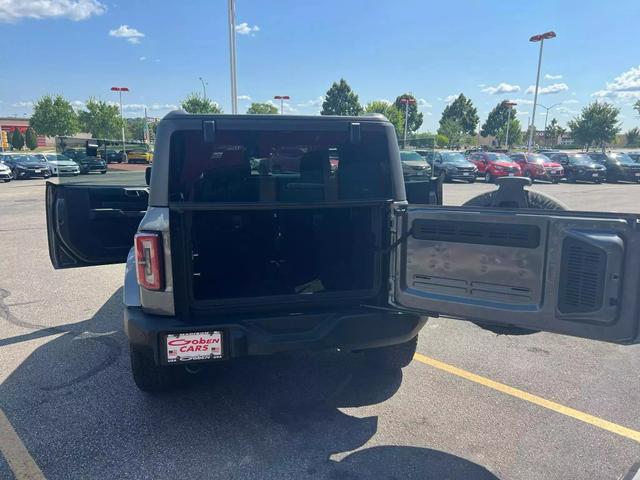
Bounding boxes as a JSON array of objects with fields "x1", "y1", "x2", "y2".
[
  {"x1": 227, "y1": 0, "x2": 238, "y2": 114},
  {"x1": 400, "y1": 97, "x2": 416, "y2": 148},
  {"x1": 527, "y1": 31, "x2": 556, "y2": 152},
  {"x1": 198, "y1": 77, "x2": 208, "y2": 100},
  {"x1": 273, "y1": 95, "x2": 290, "y2": 114},
  {"x1": 110, "y1": 86, "x2": 129, "y2": 154},
  {"x1": 504, "y1": 101, "x2": 517, "y2": 149},
  {"x1": 537, "y1": 102, "x2": 561, "y2": 145}
]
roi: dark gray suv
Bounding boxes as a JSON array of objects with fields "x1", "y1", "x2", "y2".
[{"x1": 45, "y1": 113, "x2": 640, "y2": 392}]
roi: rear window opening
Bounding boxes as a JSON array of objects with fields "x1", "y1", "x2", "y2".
[{"x1": 168, "y1": 128, "x2": 393, "y2": 203}]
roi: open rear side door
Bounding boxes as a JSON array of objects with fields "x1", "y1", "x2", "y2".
[
  {"x1": 392, "y1": 205, "x2": 640, "y2": 344},
  {"x1": 46, "y1": 182, "x2": 148, "y2": 268}
]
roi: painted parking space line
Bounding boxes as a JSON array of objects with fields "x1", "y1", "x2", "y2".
[
  {"x1": 414, "y1": 352, "x2": 640, "y2": 443},
  {"x1": 0, "y1": 408, "x2": 46, "y2": 480}
]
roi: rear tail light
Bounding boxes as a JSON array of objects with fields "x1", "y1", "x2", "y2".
[{"x1": 135, "y1": 232, "x2": 164, "y2": 290}]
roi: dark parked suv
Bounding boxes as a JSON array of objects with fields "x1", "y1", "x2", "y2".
[
  {"x1": 588, "y1": 152, "x2": 640, "y2": 183},
  {"x1": 428, "y1": 151, "x2": 477, "y2": 182},
  {"x1": 45, "y1": 113, "x2": 640, "y2": 392},
  {"x1": 549, "y1": 152, "x2": 606, "y2": 183}
]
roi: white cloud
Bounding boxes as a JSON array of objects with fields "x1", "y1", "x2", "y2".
[
  {"x1": 423, "y1": 111, "x2": 433, "y2": 116},
  {"x1": 149, "y1": 103, "x2": 178, "y2": 110},
  {"x1": 70, "y1": 100, "x2": 85, "y2": 109},
  {"x1": 443, "y1": 95, "x2": 457, "y2": 103},
  {"x1": 591, "y1": 65, "x2": 640, "y2": 100},
  {"x1": 109, "y1": 25, "x2": 145, "y2": 44},
  {"x1": 296, "y1": 96, "x2": 324, "y2": 108},
  {"x1": 235, "y1": 22, "x2": 259, "y2": 35},
  {"x1": 477, "y1": 83, "x2": 486, "y2": 88},
  {"x1": 562, "y1": 99, "x2": 579, "y2": 104},
  {"x1": 481, "y1": 82, "x2": 521, "y2": 95},
  {"x1": 544, "y1": 74, "x2": 563, "y2": 80},
  {"x1": 122, "y1": 103, "x2": 147, "y2": 111},
  {"x1": 525, "y1": 83, "x2": 569, "y2": 95},
  {"x1": 510, "y1": 98, "x2": 534, "y2": 105},
  {"x1": 237, "y1": 95, "x2": 251, "y2": 101},
  {"x1": 11, "y1": 101, "x2": 33, "y2": 108},
  {"x1": 417, "y1": 98, "x2": 432, "y2": 108},
  {"x1": 139, "y1": 56, "x2": 146, "y2": 61},
  {"x1": 0, "y1": 0, "x2": 106, "y2": 22}
]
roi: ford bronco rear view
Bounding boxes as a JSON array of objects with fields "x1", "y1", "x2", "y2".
[{"x1": 46, "y1": 113, "x2": 640, "y2": 392}]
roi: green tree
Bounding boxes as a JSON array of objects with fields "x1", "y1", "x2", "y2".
[
  {"x1": 78, "y1": 98, "x2": 124, "y2": 139},
  {"x1": 480, "y1": 100, "x2": 516, "y2": 146},
  {"x1": 30, "y1": 95, "x2": 79, "y2": 137},
  {"x1": 181, "y1": 93, "x2": 223, "y2": 114},
  {"x1": 545, "y1": 118, "x2": 565, "y2": 147},
  {"x1": 11, "y1": 128, "x2": 24, "y2": 150},
  {"x1": 24, "y1": 127, "x2": 38, "y2": 150},
  {"x1": 626, "y1": 127, "x2": 640, "y2": 147},
  {"x1": 435, "y1": 134, "x2": 449, "y2": 148},
  {"x1": 439, "y1": 93, "x2": 479, "y2": 135},
  {"x1": 634, "y1": 100, "x2": 640, "y2": 116},
  {"x1": 246, "y1": 102, "x2": 278, "y2": 114},
  {"x1": 365, "y1": 100, "x2": 403, "y2": 138},
  {"x1": 394, "y1": 93, "x2": 423, "y2": 135},
  {"x1": 125, "y1": 117, "x2": 157, "y2": 142},
  {"x1": 567, "y1": 101, "x2": 621, "y2": 151},
  {"x1": 437, "y1": 118, "x2": 463, "y2": 147},
  {"x1": 495, "y1": 117, "x2": 523, "y2": 147},
  {"x1": 321, "y1": 79, "x2": 363, "y2": 116}
]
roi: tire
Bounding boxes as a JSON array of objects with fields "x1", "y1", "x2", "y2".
[
  {"x1": 100, "y1": 170, "x2": 107, "y2": 174},
  {"x1": 525, "y1": 171, "x2": 534, "y2": 183},
  {"x1": 566, "y1": 171, "x2": 576, "y2": 183},
  {"x1": 484, "y1": 172, "x2": 494, "y2": 183},
  {"x1": 3, "y1": 179, "x2": 10, "y2": 183},
  {"x1": 468, "y1": 177, "x2": 476, "y2": 184},
  {"x1": 463, "y1": 189, "x2": 569, "y2": 210},
  {"x1": 552, "y1": 178, "x2": 559, "y2": 184},
  {"x1": 364, "y1": 335, "x2": 418, "y2": 370},
  {"x1": 130, "y1": 347, "x2": 184, "y2": 393}
]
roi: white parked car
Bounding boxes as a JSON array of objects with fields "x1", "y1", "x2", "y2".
[
  {"x1": 0, "y1": 159, "x2": 12, "y2": 182},
  {"x1": 34, "y1": 153, "x2": 80, "y2": 176}
]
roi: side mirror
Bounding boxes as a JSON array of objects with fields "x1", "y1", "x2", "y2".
[{"x1": 145, "y1": 166, "x2": 152, "y2": 186}]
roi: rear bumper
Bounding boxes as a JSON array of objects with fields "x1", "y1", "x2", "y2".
[
  {"x1": 124, "y1": 306, "x2": 426, "y2": 366},
  {"x1": 448, "y1": 173, "x2": 476, "y2": 181},
  {"x1": 576, "y1": 171, "x2": 605, "y2": 181}
]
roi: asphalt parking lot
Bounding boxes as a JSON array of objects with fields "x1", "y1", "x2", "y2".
[{"x1": 1, "y1": 178, "x2": 639, "y2": 480}]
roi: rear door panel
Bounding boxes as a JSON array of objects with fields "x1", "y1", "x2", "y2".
[
  {"x1": 46, "y1": 182, "x2": 147, "y2": 268},
  {"x1": 393, "y1": 206, "x2": 640, "y2": 344}
]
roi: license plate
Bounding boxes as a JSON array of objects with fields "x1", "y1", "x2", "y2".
[
  {"x1": 592, "y1": 173, "x2": 599, "y2": 177},
  {"x1": 463, "y1": 172, "x2": 469, "y2": 176},
  {"x1": 635, "y1": 173, "x2": 640, "y2": 177},
  {"x1": 508, "y1": 173, "x2": 515, "y2": 176},
  {"x1": 165, "y1": 331, "x2": 223, "y2": 363},
  {"x1": 34, "y1": 169, "x2": 41, "y2": 173}
]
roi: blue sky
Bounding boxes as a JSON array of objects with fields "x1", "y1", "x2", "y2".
[{"x1": 1, "y1": 0, "x2": 639, "y2": 132}]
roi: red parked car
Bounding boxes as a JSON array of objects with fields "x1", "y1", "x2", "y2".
[
  {"x1": 467, "y1": 152, "x2": 521, "y2": 183},
  {"x1": 508, "y1": 152, "x2": 564, "y2": 183}
]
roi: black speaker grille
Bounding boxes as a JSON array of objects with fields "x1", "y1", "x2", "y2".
[
  {"x1": 558, "y1": 237, "x2": 606, "y2": 313},
  {"x1": 412, "y1": 219, "x2": 540, "y2": 248}
]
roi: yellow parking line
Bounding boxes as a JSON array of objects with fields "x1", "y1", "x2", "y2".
[
  {"x1": 0, "y1": 408, "x2": 46, "y2": 480},
  {"x1": 413, "y1": 352, "x2": 640, "y2": 443}
]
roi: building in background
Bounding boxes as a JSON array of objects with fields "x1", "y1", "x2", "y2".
[{"x1": 0, "y1": 117, "x2": 49, "y2": 148}]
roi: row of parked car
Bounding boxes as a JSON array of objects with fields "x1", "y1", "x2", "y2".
[
  {"x1": 400, "y1": 149, "x2": 640, "y2": 184},
  {"x1": 0, "y1": 151, "x2": 108, "y2": 181}
]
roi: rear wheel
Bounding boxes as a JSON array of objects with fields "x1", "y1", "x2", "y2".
[
  {"x1": 130, "y1": 346, "x2": 186, "y2": 393},
  {"x1": 364, "y1": 335, "x2": 418, "y2": 370},
  {"x1": 484, "y1": 172, "x2": 494, "y2": 183}
]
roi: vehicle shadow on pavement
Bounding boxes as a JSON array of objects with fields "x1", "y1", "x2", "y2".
[{"x1": 0, "y1": 289, "x2": 499, "y2": 480}]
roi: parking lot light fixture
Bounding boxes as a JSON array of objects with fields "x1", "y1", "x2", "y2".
[
  {"x1": 274, "y1": 95, "x2": 290, "y2": 114},
  {"x1": 527, "y1": 31, "x2": 556, "y2": 153},
  {"x1": 537, "y1": 103, "x2": 561, "y2": 144},
  {"x1": 110, "y1": 86, "x2": 129, "y2": 155},
  {"x1": 400, "y1": 97, "x2": 416, "y2": 148}
]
